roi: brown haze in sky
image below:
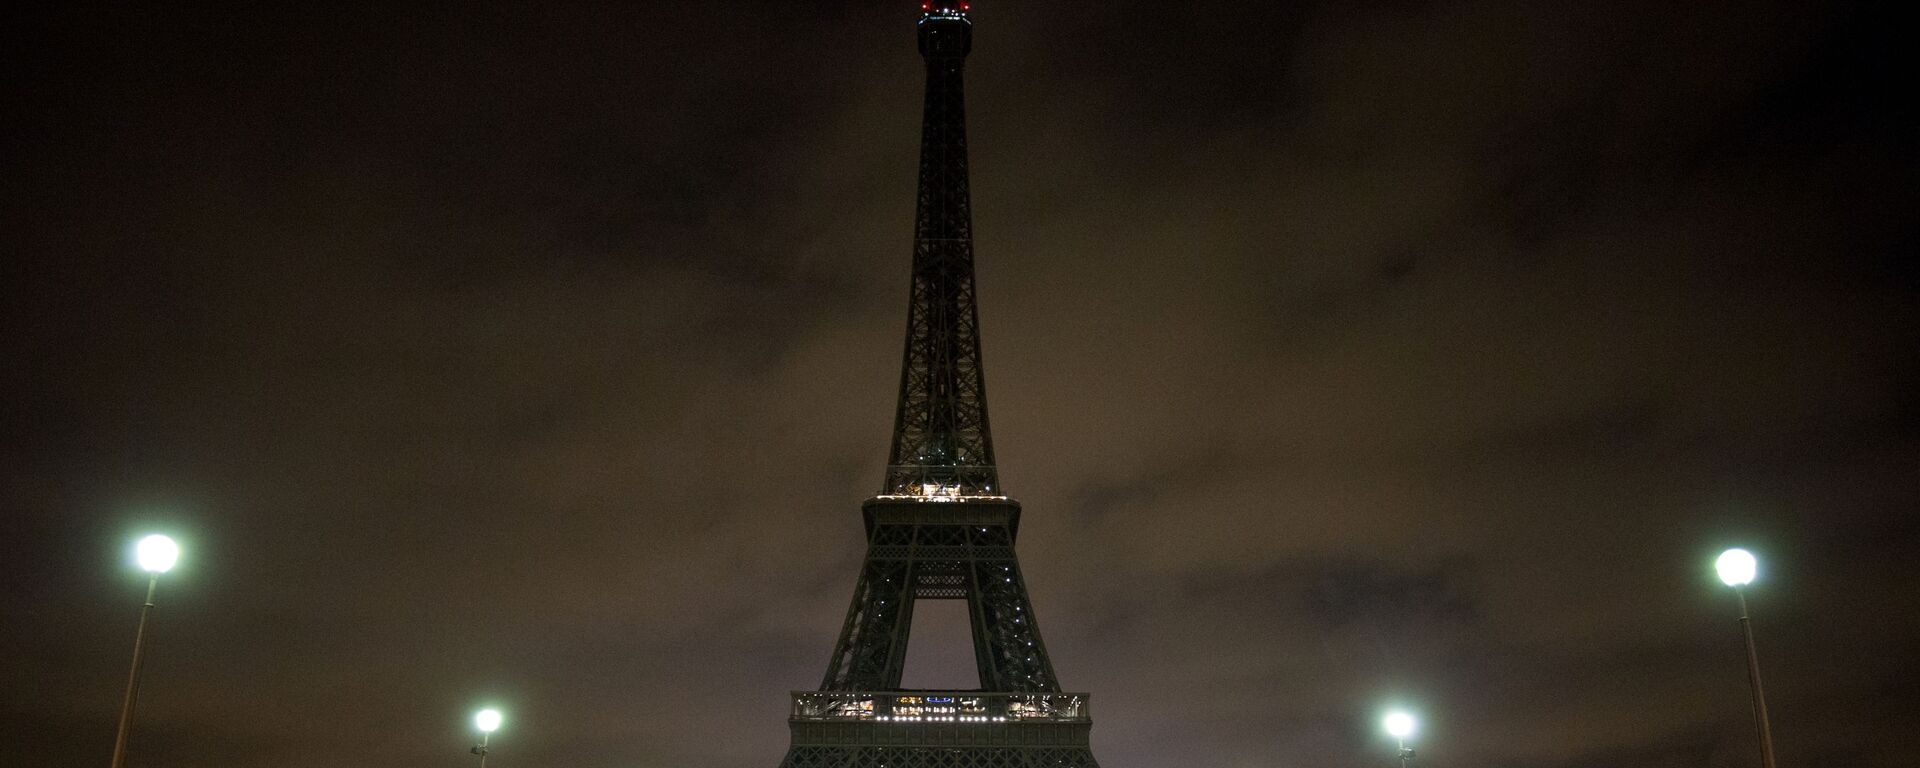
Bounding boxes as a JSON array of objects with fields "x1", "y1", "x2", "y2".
[{"x1": 5, "y1": 2, "x2": 1916, "y2": 766}]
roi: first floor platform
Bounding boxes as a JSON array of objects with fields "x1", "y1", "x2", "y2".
[{"x1": 777, "y1": 690, "x2": 1100, "y2": 768}]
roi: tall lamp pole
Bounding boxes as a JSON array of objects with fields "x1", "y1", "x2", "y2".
[
  {"x1": 471, "y1": 708, "x2": 503, "y2": 768},
  {"x1": 110, "y1": 534, "x2": 180, "y2": 768},
  {"x1": 1717, "y1": 548, "x2": 1778, "y2": 768},
  {"x1": 1384, "y1": 711, "x2": 1417, "y2": 768}
]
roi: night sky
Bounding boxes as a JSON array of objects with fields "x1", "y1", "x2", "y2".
[{"x1": 5, "y1": 1, "x2": 1917, "y2": 767}]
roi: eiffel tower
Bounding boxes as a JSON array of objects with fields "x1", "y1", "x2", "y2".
[{"x1": 775, "y1": 4, "x2": 1101, "y2": 768}]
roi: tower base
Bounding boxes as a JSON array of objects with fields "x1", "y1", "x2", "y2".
[{"x1": 778, "y1": 746, "x2": 1100, "y2": 768}]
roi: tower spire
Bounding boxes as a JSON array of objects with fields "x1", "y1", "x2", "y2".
[{"x1": 885, "y1": 0, "x2": 998, "y2": 500}]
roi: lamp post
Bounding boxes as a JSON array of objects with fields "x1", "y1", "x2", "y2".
[
  {"x1": 1383, "y1": 711, "x2": 1417, "y2": 768},
  {"x1": 1717, "y1": 548, "x2": 1777, "y2": 768},
  {"x1": 471, "y1": 708, "x2": 503, "y2": 767},
  {"x1": 110, "y1": 534, "x2": 180, "y2": 768}
]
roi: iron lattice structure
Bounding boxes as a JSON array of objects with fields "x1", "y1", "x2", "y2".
[
  {"x1": 820, "y1": 502, "x2": 1058, "y2": 693},
  {"x1": 885, "y1": 0, "x2": 996, "y2": 499},
  {"x1": 778, "y1": 5, "x2": 1100, "y2": 768}
]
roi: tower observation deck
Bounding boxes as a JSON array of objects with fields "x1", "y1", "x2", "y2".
[{"x1": 774, "y1": 4, "x2": 1103, "y2": 768}]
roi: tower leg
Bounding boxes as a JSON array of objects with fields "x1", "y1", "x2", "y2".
[{"x1": 823, "y1": 556, "x2": 916, "y2": 691}]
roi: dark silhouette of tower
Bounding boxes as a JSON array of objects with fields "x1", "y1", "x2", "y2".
[{"x1": 775, "y1": 4, "x2": 1101, "y2": 767}]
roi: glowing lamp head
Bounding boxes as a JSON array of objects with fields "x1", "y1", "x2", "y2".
[
  {"x1": 1716, "y1": 548, "x2": 1758, "y2": 587},
  {"x1": 1384, "y1": 711, "x2": 1417, "y2": 740},
  {"x1": 135, "y1": 534, "x2": 180, "y2": 574},
  {"x1": 475, "y1": 708, "x2": 503, "y2": 733}
]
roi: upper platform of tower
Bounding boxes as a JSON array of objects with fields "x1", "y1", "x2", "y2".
[
  {"x1": 917, "y1": 2, "x2": 972, "y2": 60},
  {"x1": 919, "y1": 1, "x2": 971, "y2": 20}
]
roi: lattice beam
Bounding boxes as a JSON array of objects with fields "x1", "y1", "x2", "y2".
[{"x1": 885, "y1": 3, "x2": 999, "y2": 499}]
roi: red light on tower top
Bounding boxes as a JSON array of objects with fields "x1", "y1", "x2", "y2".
[{"x1": 920, "y1": 1, "x2": 970, "y2": 17}]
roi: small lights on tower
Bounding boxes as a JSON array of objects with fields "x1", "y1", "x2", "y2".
[{"x1": 920, "y1": 1, "x2": 970, "y2": 19}]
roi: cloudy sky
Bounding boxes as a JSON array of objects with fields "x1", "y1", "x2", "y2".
[{"x1": 4, "y1": 1, "x2": 1915, "y2": 766}]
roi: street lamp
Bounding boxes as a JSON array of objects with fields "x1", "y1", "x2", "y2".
[
  {"x1": 110, "y1": 534, "x2": 181, "y2": 768},
  {"x1": 1383, "y1": 711, "x2": 1417, "y2": 767},
  {"x1": 472, "y1": 708, "x2": 503, "y2": 767},
  {"x1": 1717, "y1": 548, "x2": 1777, "y2": 768}
]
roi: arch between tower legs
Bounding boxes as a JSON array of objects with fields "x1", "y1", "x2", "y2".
[{"x1": 820, "y1": 500, "x2": 1061, "y2": 694}]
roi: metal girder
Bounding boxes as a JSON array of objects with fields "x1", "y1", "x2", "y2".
[{"x1": 820, "y1": 504, "x2": 1060, "y2": 693}]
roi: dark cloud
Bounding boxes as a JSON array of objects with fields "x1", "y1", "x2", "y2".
[{"x1": 4, "y1": 0, "x2": 1916, "y2": 767}]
